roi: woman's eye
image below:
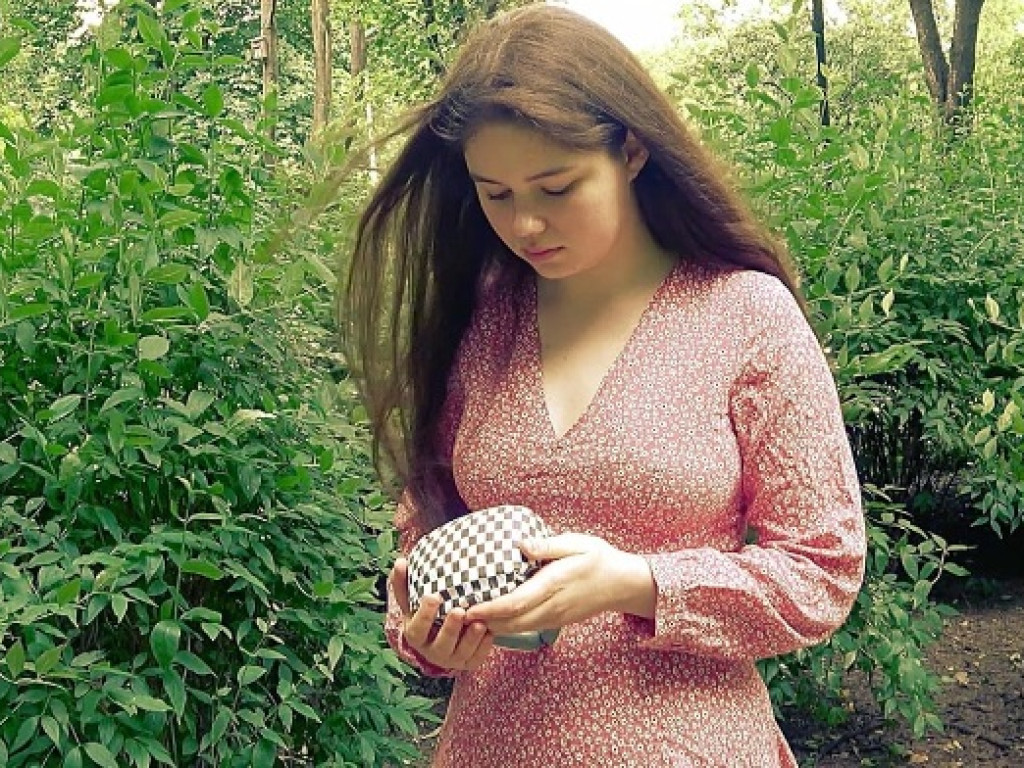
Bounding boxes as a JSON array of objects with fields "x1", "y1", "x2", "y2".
[
  {"x1": 543, "y1": 184, "x2": 573, "y2": 197},
  {"x1": 485, "y1": 191, "x2": 511, "y2": 201}
]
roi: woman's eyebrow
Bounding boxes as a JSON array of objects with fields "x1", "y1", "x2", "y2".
[{"x1": 467, "y1": 165, "x2": 574, "y2": 184}]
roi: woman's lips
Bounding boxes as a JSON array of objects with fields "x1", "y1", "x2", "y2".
[{"x1": 523, "y1": 246, "x2": 562, "y2": 260}]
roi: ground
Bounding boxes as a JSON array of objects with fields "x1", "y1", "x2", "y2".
[{"x1": 784, "y1": 577, "x2": 1024, "y2": 767}]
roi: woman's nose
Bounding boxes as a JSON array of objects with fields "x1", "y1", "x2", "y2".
[{"x1": 512, "y1": 208, "x2": 545, "y2": 238}]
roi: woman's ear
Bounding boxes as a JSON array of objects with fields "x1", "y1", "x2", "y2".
[{"x1": 622, "y1": 131, "x2": 650, "y2": 181}]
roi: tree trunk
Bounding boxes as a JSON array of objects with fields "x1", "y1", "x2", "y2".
[
  {"x1": 312, "y1": 0, "x2": 331, "y2": 135},
  {"x1": 260, "y1": 0, "x2": 279, "y2": 146},
  {"x1": 810, "y1": 0, "x2": 830, "y2": 127},
  {"x1": 947, "y1": 0, "x2": 985, "y2": 121},
  {"x1": 350, "y1": 19, "x2": 377, "y2": 182},
  {"x1": 907, "y1": 0, "x2": 986, "y2": 126}
]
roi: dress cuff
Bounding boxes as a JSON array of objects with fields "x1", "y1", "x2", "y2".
[
  {"x1": 625, "y1": 550, "x2": 709, "y2": 651},
  {"x1": 398, "y1": 630, "x2": 457, "y2": 678}
]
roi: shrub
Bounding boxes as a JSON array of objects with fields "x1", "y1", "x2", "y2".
[{"x1": 0, "y1": 2, "x2": 431, "y2": 765}]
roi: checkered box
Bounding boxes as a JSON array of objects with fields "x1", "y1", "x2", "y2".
[{"x1": 406, "y1": 505, "x2": 551, "y2": 619}]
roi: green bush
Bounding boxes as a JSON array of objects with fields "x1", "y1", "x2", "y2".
[
  {"x1": 0, "y1": 2, "x2": 431, "y2": 766},
  {"x1": 674, "y1": 10, "x2": 1022, "y2": 737}
]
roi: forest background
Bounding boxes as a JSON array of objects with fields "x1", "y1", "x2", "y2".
[{"x1": 0, "y1": 0, "x2": 1022, "y2": 766}]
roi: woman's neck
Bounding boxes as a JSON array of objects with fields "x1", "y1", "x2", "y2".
[{"x1": 537, "y1": 239, "x2": 677, "y2": 313}]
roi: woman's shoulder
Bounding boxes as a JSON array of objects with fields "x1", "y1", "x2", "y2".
[
  {"x1": 671, "y1": 262, "x2": 811, "y2": 344},
  {"x1": 679, "y1": 264, "x2": 806, "y2": 323}
]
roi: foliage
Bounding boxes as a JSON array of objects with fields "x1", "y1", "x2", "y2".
[
  {"x1": 0, "y1": 1, "x2": 432, "y2": 766},
  {"x1": 674, "y1": 5, "x2": 1023, "y2": 736}
]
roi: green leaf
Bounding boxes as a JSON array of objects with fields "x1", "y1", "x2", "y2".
[
  {"x1": 985, "y1": 295, "x2": 1000, "y2": 322},
  {"x1": 136, "y1": 13, "x2": 167, "y2": 49},
  {"x1": 100, "y1": 388, "x2": 146, "y2": 415},
  {"x1": 96, "y1": 83, "x2": 133, "y2": 108},
  {"x1": 237, "y1": 664, "x2": 266, "y2": 686},
  {"x1": 881, "y1": 289, "x2": 895, "y2": 316},
  {"x1": 36, "y1": 645, "x2": 64, "y2": 675},
  {"x1": 111, "y1": 593, "x2": 129, "y2": 622},
  {"x1": 103, "y1": 47, "x2": 135, "y2": 70},
  {"x1": 203, "y1": 84, "x2": 224, "y2": 117},
  {"x1": 131, "y1": 694, "x2": 171, "y2": 712},
  {"x1": 46, "y1": 394, "x2": 82, "y2": 422},
  {"x1": 210, "y1": 706, "x2": 231, "y2": 744},
  {"x1": 186, "y1": 283, "x2": 210, "y2": 320},
  {"x1": 54, "y1": 578, "x2": 82, "y2": 605},
  {"x1": 13, "y1": 716, "x2": 38, "y2": 750},
  {"x1": 229, "y1": 262, "x2": 254, "y2": 308},
  {"x1": 744, "y1": 62, "x2": 759, "y2": 87},
  {"x1": 0, "y1": 37, "x2": 21, "y2": 68},
  {"x1": 844, "y1": 263, "x2": 861, "y2": 293},
  {"x1": 139, "y1": 335, "x2": 170, "y2": 360},
  {"x1": 163, "y1": 669, "x2": 186, "y2": 717},
  {"x1": 64, "y1": 747, "x2": 83, "y2": 768},
  {"x1": 150, "y1": 621, "x2": 181, "y2": 668},
  {"x1": 327, "y1": 635, "x2": 344, "y2": 672},
  {"x1": 185, "y1": 390, "x2": 216, "y2": 419},
  {"x1": 158, "y1": 209, "x2": 201, "y2": 229},
  {"x1": 6, "y1": 640, "x2": 25, "y2": 676},
  {"x1": 768, "y1": 117, "x2": 791, "y2": 146},
  {"x1": 253, "y1": 739, "x2": 276, "y2": 768},
  {"x1": 26, "y1": 179, "x2": 63, "y2": 200},
  {"x1": 181, "y1": 558, "x2": 224, "y2": 580},
  {"x1": 84, "y1": 742, "x2": 119, "y2": 768},
  {"x1": 41, "y1": 714, "x2": 61, "y2": 747},
  {"x1": 15, "y1": 320, "x2": 35, "y2": 353},
  {"x1": 877, "y1": 255, "x2": 894, "y2": 283},
  {"x1": 10, "y1": 302, "x2": 52, "y2": 320},
  {"x1": 305, "y1": 253, "x2": 335, "y2": 285},
  {"x1": 0, "y1": 443, "x2": 16, "y2": 464},
  {"x1": 145, "y1": 263, "x2": 190, "y2": 284},
  {"x1": 981, "y1": 389, "x2": 996, "y2": 415},
  {"x1": 288, "y1": 700, "x2": 321, "y2": 722},
  {"x1": 174, "y1": 650, "x2": 213, "y2": 676},
  {"x1": 142, "y1": 306, "x2": 193, "y2": 322}
]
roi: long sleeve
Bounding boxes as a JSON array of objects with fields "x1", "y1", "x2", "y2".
[{"x1": 632, "y1": 279, "x2": 866, "y2": 661}]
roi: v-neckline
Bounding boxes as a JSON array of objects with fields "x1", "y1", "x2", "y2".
[{"x1": 526, "y1": 264, "x2": 677, "y2": 443}]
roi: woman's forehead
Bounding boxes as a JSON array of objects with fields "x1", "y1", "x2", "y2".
[{"x1": 463, "y1": 123, "x2": 586, "y2": 181}]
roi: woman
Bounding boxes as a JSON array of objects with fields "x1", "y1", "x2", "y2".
[{"x1": 342, "y1": 5, "x2": 866, "y2": 766}]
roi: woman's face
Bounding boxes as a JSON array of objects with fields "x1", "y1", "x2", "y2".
[{"x1": 463, "y1": 122, "x2": 650, "y2": 283}]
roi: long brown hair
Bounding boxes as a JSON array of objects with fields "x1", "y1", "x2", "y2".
[{"x1": 342, "y1": 4, "x2": 803, "y2": 526}]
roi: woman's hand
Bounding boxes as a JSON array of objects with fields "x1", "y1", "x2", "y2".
[
  {"x1": 390, "y1": 558, "x2": 495, "y2": 671},
  {"x1": 463, "y1": 533, "x2": 657, "y2": 636}
]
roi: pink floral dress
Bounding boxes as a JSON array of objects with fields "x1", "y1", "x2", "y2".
[{"x1": 386, "y1": 262, "x2": 866, "y2": 767}]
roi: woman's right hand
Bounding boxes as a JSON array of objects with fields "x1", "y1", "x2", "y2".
[{"x1": 390, "y1": 557, "x2": 495, "y2": 671}]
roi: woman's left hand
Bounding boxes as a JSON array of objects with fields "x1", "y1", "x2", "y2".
[{"x1": 463, "y1": 533, "x2": 656, "y2": 636}]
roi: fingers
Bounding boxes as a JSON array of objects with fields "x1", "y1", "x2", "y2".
[
  {"x1": 390, "y1": 558, "x2": 412, "y2": 616},
  {"x1": 403, "y1": 594, "x2": 442, "y2": 649},
  {"x1": 519, "y1": 533, "x2": 606, "y2": 562},
  {"x1": 429, "y1": 608, "x2": 469, "y2": 659},
  {"x1": 402, "y1": 595, "x2": 495, "y2": 671}
]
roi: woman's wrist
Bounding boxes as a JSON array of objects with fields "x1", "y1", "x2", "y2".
[{"x1": 608, "y1": 550, "x2": 657, "y2": 619}]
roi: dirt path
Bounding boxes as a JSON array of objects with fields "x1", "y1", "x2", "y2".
[{"x1": 786, "y1": 578, "x2": 1024, "y2": 767}]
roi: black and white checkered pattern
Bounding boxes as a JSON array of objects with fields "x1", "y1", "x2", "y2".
[{"x1": 407, "y1": 505, "x2": 551, "y2": 619}]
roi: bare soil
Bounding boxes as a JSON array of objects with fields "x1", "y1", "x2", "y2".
[{"x1": 784, "y1": 577, "x2": 1024, "y2": 767}]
